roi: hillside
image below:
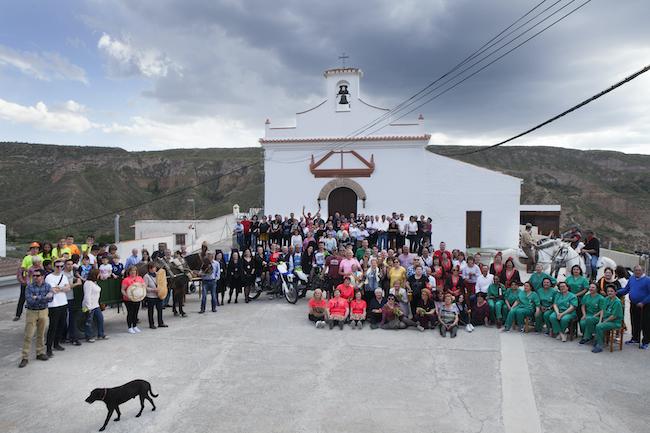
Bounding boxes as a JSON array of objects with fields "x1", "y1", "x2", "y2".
[{"x1": 0, "y1": 142, "x2": 648, "y2": 252}]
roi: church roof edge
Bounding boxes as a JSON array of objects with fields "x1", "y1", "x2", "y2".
[
  {"x1": 324, "y1": 67, "x2": 363, "y2": 77},
  {"x1": 259, "y1": 134, "x2": 430, "y2": 144}
]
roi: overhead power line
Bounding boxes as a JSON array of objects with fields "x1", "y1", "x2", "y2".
[{"x1": 440, "y1": 64, "x2": 650, "y2": 157}]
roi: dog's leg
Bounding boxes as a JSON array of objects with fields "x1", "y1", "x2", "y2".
[
  {"x1": 136, "y1": 395, "x2": 145, "y2": 417},
  {"x1": 145, "y1": 395, "x2": 156, "y2": 411},
  {"x1": 114, "y1": 406, "x2": 121, "y2": 421},
  {"x1": 100, "y1": 407, "x2": 114, "y2": 432}
]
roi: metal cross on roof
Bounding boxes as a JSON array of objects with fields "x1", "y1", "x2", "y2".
[{"x1": 338, "y1": 52, "x2": 349, "y2": 67}]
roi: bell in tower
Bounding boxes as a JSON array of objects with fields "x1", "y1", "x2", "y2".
[{"x1": 337, "y1": 85, "x2": 349, "y2": 105}]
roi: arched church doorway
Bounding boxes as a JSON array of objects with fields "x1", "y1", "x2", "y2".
[{"x1": 328, "y1": 187, "x2": 357, "y2": 217}]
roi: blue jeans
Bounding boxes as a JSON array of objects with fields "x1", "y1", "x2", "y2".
[
  {"x1": 67, "y1": 302, "x2": 80, "y2": 341},
  {"x1": 590, "y1": 255, "x2": 598, "y2": 277},
  {"x1": 163, "y1": 281, "x2": 172, "y2": 306},
  {"x1": 85, "y1": 307, "x2": 105, "y2": 339},
  {"x1": 201, "y1": 279, "x2": 217, "y2": 311},
  {"x1": 378, "y1": 232, "x2": 388, "y2": 250}
]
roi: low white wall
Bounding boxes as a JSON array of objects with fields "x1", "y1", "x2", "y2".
[
  {"x1": 601, "y1": 248, "x2": 643, "y2": 269},
  {"x1": 116, "y1": 235, "x2": 174, "y2": 261}
]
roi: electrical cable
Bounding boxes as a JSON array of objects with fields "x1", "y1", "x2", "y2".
[{"x1": 439, "y1": 64, "x2": 650, "y2": 157}]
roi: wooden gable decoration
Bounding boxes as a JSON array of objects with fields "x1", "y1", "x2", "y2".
[{"x1": 309, "y1": 150, "x2": 375, "y2": 178}]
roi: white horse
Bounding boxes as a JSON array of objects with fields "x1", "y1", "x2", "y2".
[
  {"x1": 493, "y1": 239, "x2": 616, "y2": 281},
  {"x1": 497, "y1": 239, "x2": 584, "y2": 281}
]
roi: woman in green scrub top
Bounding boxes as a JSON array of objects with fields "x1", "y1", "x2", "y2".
[
  {"x1": 565, "y1": 264, "x2": 589, "y2": 306},
  {"x1": 592, "y1": 284, "x2": 624, "y2": 353},
  {"x1": 579, "y1": 283, "x2": 604, "y2": 344},
  {"x1": 487, "y1": 275, "x2": 506, "y2": 327},
  {"x1": 502, "y1": 280, "x2": 521, "y2": 331},
  {"x1": 536, "y1": 277, "x2": 557, "y2": 333},
  {"x1": 504, "y1": 281, "x2": 539, "y2": 332},
  {"x1": 549, "y1": 281, "x2": 578, "y2": 342}
]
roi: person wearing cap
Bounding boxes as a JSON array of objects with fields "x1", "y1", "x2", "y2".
[
  {"x1": 19, "y1": 269, "x2": 53, "y2": 367},
  {"x1": 520, "y1": 223, "x2": 537, "y2": 273},
  {"x1": 15, "y1": 242, "x2": 41, "y2": 321}
]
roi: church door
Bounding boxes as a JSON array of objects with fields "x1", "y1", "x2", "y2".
[
  {"x1": 328, "y1": 187, "x2": 357, "y2": 217},
  {"x1": 466, "y1": 211, "x2": 482, "y2": 248}
]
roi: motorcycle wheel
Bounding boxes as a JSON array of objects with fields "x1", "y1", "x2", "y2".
[
  {"x1": 284, "y1": 281, "x2": 298, "y2": 304},
  {"x1": 249, "y1": 281, "x2": 263, "y2": 300}
]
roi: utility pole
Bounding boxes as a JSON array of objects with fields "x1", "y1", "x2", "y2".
[
  {"x1": 187, "y1": 198, "x2": 196, "y2": 250},
  {"x1": 114, "y1": 214, "x2": 120, "y2": 244}
]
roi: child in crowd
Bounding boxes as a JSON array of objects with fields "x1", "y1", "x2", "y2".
[
  {"x1": 111, "y1": 255, "x2": 124, "y2": 279},
  {"x1": 99, "y1": 255, "x2": 113, "y2": 280},
  {"x1": 78, "y1": 255, "x2": 93, "y2": 281}
]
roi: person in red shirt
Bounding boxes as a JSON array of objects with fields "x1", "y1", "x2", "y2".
[
  {"x1": 241, "y1": 216, "x2": 252, "y2": 249},
  {"x1": 308, "y1": 288, "x2": 328, "y2": 328},
  {"x1": 325, "y1": 248, "x2": 343, "y2": 296},
  {"x1": 434, "y1": 242, "x2": 453, "y2": 262},
  {"x1": 349, "y1": 290, "x2": 367, "y2": 329},
  {"x1": 336, "y1": 276, "x2": 355, "y2": 302},
  {"x1": 327, "y1": 288, "x2": 349, "y2": 330}
]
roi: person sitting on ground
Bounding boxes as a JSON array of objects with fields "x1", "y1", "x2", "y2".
[
  {"x1": 308, "y1": 288, "x2": 328, "y2": 328},
  {"x1": 336, "y1": 276, "x2": 355, "y2": 302},
  {"x1": 327, "y1": 288, "x2": 349, "y2": 330},
  {"x1": 82, "y1": 269, "x2": 109, "y2": 343},
  {"x1": 592, "y1": 284, "x2": 624, "y2": 353},
  {"x1": 579, "y1": 282, "x2": 604, "y2": 344},
  {"x1": 438, "y1": 293, "x2": 460, "y2": 338},
  {"x1": 487, "y1": 275, "x2": 506, "y2": 328},
  {"x1": 504, "y1": 281, "x2": 539, "y2": 332},
  {"x1": 367, "y1": 289, "x2": 386, "y2": 329},
  {"x1": 389, "y1": 280, "x2": 410, "y2": 318},
  {"x1": 349, "y1": 290, "x2": 367, "y2": 329},
  {"x1": 471, "y1": 293, "x2": 491, "y2": 327},
  {"x1": 414, "y1": 288, "x2": 437, "y2": 329},
  {"x1": 380, "y1": 293, "x2": 423, "y2": 331},
  {"x1": 536, "y1": 277, "x2": 557, "y2": 334},
  {"x1": 549, "y1": 281, "x2": 578, "y2": 342}
]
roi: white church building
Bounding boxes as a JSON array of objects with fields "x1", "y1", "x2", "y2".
[{"x1": 262, "y1": 67, "x2": 522, "y2": 250}]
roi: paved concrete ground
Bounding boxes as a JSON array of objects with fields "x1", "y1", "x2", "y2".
[{"x1": 0, "y1": 294, "x2": 648, "y2": 433}]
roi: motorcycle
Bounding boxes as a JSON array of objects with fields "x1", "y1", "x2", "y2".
[{"x1": 248, "y1": 261, "x2": 298, "y2": 304}]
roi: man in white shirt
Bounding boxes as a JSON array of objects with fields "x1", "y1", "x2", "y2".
[
  {"x1": 45, "y1": 259, "x2": 70, "y2": 357},
  {"x1": 376, "y1": 215, "x2": 389, "y2": 250},
  {"x1": 475, "y1": 265, "x2": 494, "y2": 297}
]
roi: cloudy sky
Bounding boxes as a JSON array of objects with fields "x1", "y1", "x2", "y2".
[{"x1": 0, "y1": 0, "x2": 649, "y2": 153}]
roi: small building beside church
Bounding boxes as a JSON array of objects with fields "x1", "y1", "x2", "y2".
[{"x1": 262, "y1": 67, "x2": 523, "y2": 250}]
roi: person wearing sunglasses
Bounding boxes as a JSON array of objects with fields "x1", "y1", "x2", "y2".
[
  {"x1": 19, "y1": 271, "x2": 54, "y2": 367},
  {"x1": 44, "y1": 259, "x2": 71, "y2": 357}
]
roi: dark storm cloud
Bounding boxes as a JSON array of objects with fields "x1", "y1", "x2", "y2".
[{"x1": 85, "y1": 0, "x2": 650, "y2": 151}]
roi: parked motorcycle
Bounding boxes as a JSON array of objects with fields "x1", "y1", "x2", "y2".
[{"x1": 248, "y1": 261, "x2": 298, "y2": 304}]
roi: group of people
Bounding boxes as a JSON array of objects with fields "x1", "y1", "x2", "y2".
[{"x1": 14, "y1": 212, "x2": 650, "y2": 367}]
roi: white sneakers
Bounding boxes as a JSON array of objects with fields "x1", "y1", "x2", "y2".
[
  {"x1": 127, "y1": 328, "x2": 136, "y2": 334},
  {"x1": 466, "y1": 324, "x2": 475, "y2": 332},
  {"x1": 315, "y1": 321, "x2": 325, "y2": 328},
  {"x1": 133, "y1": 327, "x2": 142, "y2": 333}
]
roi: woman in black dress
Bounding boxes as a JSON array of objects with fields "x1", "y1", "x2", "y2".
[
  {"x1": 215, "y1": 250, "x2": 228, "y2": 305},
  {"x1": 241, "y1": 248, "x2": 256, "y2": 303},
  {"x1": 227, "y1": 250, "x2": 243, "y2": 303}
]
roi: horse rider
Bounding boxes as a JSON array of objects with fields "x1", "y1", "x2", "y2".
[{"x1": 520, "y1": 223, "x2": 537, "y2": 273}]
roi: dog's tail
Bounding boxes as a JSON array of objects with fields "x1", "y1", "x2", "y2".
[{"x1": 149, "y1": 387, "x2": 159, "y2": 398}]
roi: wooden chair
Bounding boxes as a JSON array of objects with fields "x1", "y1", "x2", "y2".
[
  {"x1": 568, "y1": 317, "x2": 579, "y2": 341},
  {"x1": 604, "y1": 325, "x2": 625, "y2": 352},
  {"x1": 523, "y1": 316, "x2": 534, "y2": 333}
]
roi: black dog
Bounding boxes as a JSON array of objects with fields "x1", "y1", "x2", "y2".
[{"x1": 85, "y1": 379, "x2": 158, "y2": 431}]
